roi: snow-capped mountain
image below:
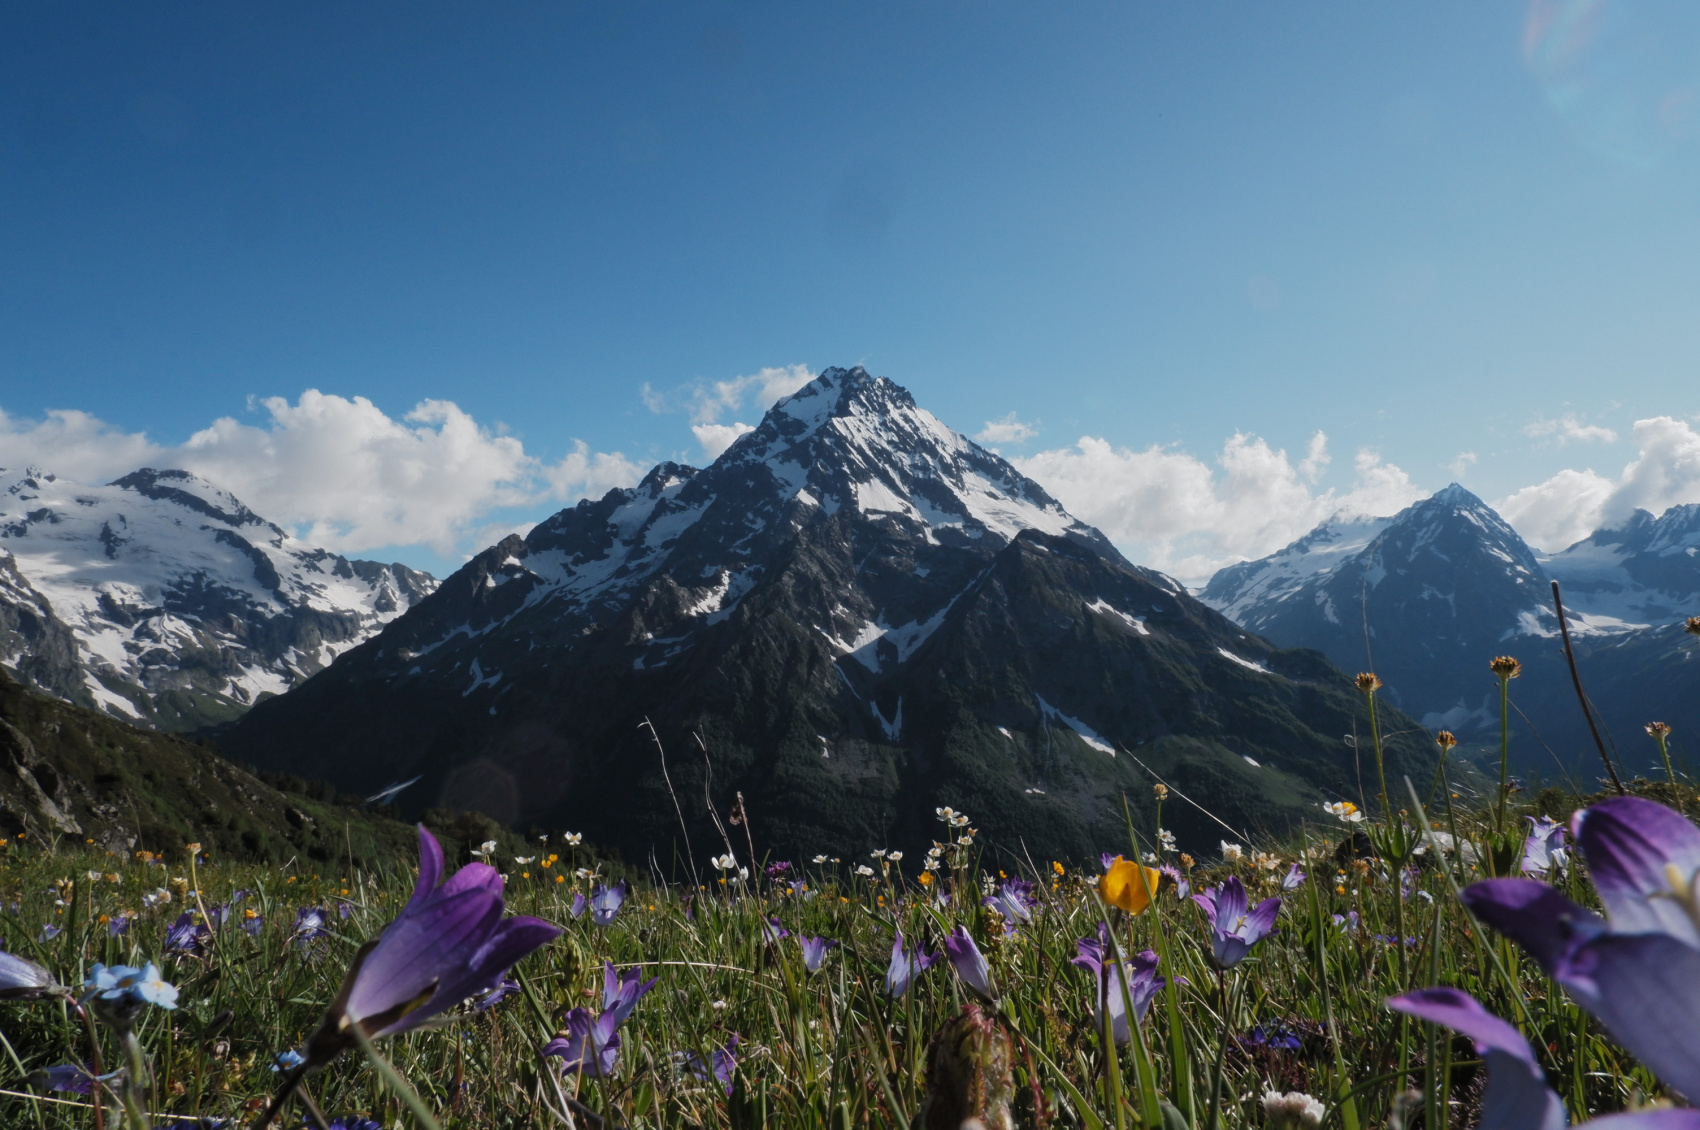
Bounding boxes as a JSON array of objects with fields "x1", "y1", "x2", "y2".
[
  {"x1": 1203, "y1": 485, "x2": 1700, "y2": 757},
  {"x1": 1201, "y1": 485, "x2": 1558, "y2": 732},
  {"x1": 1542, "y1": 504, "x2": 1700, "y2": 628},
  {"x1": 226, "y1": 367, "x2": 1435, "y2": 863},
  {"x1": 1200, "y1": 511, "x2": 1392, "y2": 626},
  {"x1": 0, "y1": 466, "x2": 435, "y2": 729}
]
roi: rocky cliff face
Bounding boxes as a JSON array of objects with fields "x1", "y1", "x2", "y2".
[{"x1": 224, "y1": 367, "x2": 1433, "y2": 864}]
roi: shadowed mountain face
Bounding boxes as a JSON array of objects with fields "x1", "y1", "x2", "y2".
[
  {"x1": 1204, "y1": 487, "x2": 1700, "y2": 777},
  {"x1": 224, "y1": 367, "x2": 1434, "y2": 864},
  {"x1": 0, "y1": 467, "x2": 435, "y2": 730}
]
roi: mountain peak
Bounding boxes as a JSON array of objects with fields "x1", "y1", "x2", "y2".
[{"x1": 1430, "y1": 482, "x2": 1481, "y2": 507}]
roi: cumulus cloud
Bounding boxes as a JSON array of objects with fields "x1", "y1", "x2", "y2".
[
  {"x1": 692, "y1": 422, "x2": 757, "y2": 461},
  {"x1": 1015, "y1": 432, "x2": 1424, "y2": 584},
  {"x1": 1524, "y1": 414, "x2": 1619, "y2": 445},
  {"x1": 974, "y1": 413, "x2": 1038, "y2": 447},
  {"x1": 0, "y1": 392, "x2": 645, "y2": 556},
  {"x1": 1498, "y1": 416, "x2": 1700, "y2": 550},
  {"x1": 1448, "y1": 452, "x2": 1479, "y2": 479},
  {"x1": 643, "y1": 364, "x2": 815, "y2": 463}
]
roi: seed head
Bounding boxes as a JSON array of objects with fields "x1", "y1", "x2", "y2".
[
  {"x1": 1648, "y1": 722, "x2": 1673, "y2": 739},
  {"x1": 1152, "y1": 783, "x2": 1169, "y2": 800},
  {"x1": 1489, "y1": 655, "x2": 1522, "y2": 680},
  {"x1": 1355, "y1": 672, "x2": 1382, "y2": 693},
  {"x1": 1436, "y1": 730, "x2": 1457, "y2": 752}
]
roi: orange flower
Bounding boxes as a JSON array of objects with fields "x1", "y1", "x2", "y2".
[{"x1": 1100, "y1": 859, "x2": 1162, "y2": 915}]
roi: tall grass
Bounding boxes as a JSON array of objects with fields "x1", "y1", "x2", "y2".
[{"x1": 0, "y1": 780, "x2": 1688, "y2": 1128}]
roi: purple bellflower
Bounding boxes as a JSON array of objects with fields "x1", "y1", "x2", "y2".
[
  {"x1": 1159, "y1": 864, "x2": 1189, "y2": 900},
  {"x1": 1282, "y1": 864, "x2": 1308, "y2": 891},
  {"x1": 1462, "y1": 796, "x2": 1700, "y2": 1101},
  {"x1": 474, "y1": 978, "x2": 520, "y2": 1011},
  {"x1": 29, "y1": 1061, "x2": 117, "y2": 1094},
  {"x1": 0, "y1": 950, "x2": 59, "y2": 1000},
  {"x1": 983, "y1": 878, "x2": 1037, "y2": 933},
  {"x1": 543, "y1": 961, "x2": 657, "y2": 1078},
  {"x1": 588, "y1": 882, "x2": 627, "y2": 927},
  {"x1": 1520, "y1": 816, "x2": 1569, "y2": 875},
  {"x1": 303, "y1": 825, "x2": 559, "y2": 1067},
  {"x1": 681, "y1": 1034, "x2": 741, "y2": 1095},
  {"x1": 761, "y1": 917, "x2": 790, "y2": 944},
  {"x1": 570, "y1": 892, "x2": 587, "y2": 919},
  {"x1": 1100, "y1": 852, "x2": 1120, "y2": 872},
  {"x1": 1390, "y1": 987, "x2": 1700, "y2": 1130},
  {"x1": 1193, "y1": 876, "x2": 1281, "y2": 969},
  {"x1": 1071, "y1": 923, "x2": 1165, "y2": 1045},
  {"x1": 798, "y1": 935, "x2": 837, "y2": 972},
  {"x1": 293, "y1": 907, "x2": 332, "y2": 950},
  {"x1": 884, "y1": 930, "x2": 941, "y2": 997},
  {"x1": 165, "y1": 911, "x2": 210, "y2": 955},
  {"x1": 943, "y1": 925, "x2": 996, "y2": 1000}
]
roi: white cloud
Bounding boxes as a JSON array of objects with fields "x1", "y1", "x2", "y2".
[
  {"x1": 1448, "y1": 451, "x2": 1478, "y2": 479},
  {"x1": 1015, "y1": 433, "x2": 1424, "y2": 585},
  {"x1": 644, "y1": 364, "x2": 814, "y2": 461},
  {"x1": 1524, "y1": 414, "x2": 1619, "y2": 445},
  {"x1": 0, "y1": 392, "x2": 645, "y2": 556},
  {"x1": 1498, "y1": 416, "x2": 1700, "y2": 550},
  {"x1": 974, "y1": 413, "x2": 1038, "y2": 447},
  {"x1": 692, "y1": 422, "x2": 756, "y2": 461},
  {"x1": 1298, "y1": 431, "x2": 1329, "y2": 482}
]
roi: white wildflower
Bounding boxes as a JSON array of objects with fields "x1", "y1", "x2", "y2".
[
  {"x1": 812, "y1": 854, "x2": 830, "y2": 864},
  {"x1": 854, "y1": 864, "x2": 875, "y2": 877},
  {"x1": 1323, "y1": 801, "x2": 1365, "y2": 824},
  {"x1": 887, "y1": 851, "x2": 903, "y2": 862},
  {"x1": 471, "y1": 840, "x2": 498, "y2": 859},
  {"x1": 1158, "y1": 829, "x2": 1177, "y2": 853},
  {"x1": 564, "y1": 833, "x2": 583, "y2": 846},
  {"x1": 1220, "y1": 842, "x2": 1244, "y2": 862},
  {"x1": 1262, "y1": 1089, "x2": 1325, "y2": 1129}
]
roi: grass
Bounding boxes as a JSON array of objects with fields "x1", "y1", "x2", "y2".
[{"x1": 0, "y1": 776, "x2": 1691, "y2": 1129}]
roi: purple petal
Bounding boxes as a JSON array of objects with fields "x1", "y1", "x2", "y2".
[
  {"x1": 1461, "y1": 879, "x2": 1604, "y2": 975},
  {"x1": 439, "y1": 860, "x2": 504, "y2": 899},
  {"x1": 943, "y1": 926, "x2": 994, "y2": 999},
  {"x1": 1245, "y1": 896, "x2": 1283, "y2": 940},
  {"x1": 411, "y1": 825, "x2": 444, "y2": 906},
  {"x1": 345, "y1": 888, "x2": 502, "y2": 1028},
  {"x1": 427, "y1": 916, "x2": 561, "y2": 1015},
  {"x1": 1574, "y1": 797, "x2": 1700, "y2": 944},
  {"x1": 1555, "y1": 931, "x2": 1700, "y2": 1102},
  {"x1": 1387, "y1": 988, "x2": 1539, "y2": 1065},
  {"x1": 1388, "y1": 989, "x2": 1566, "y2": 1130}
]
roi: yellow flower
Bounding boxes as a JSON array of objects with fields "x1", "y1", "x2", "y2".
[
  {"x1": 1100, "y1": 859, "x2": 1162, "y2": 915},
  {"x1": 555, "y1": 874, "x2": 565, "y2": 883},
  {"x1": 918, "y1": 871, "x2": 934, "y2": 887},
  {"x1": 1051, "y1": 861, "x2": 1065, "y2": 876}
]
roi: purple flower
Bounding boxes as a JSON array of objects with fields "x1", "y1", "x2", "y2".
[
  {"x1": 324, "y1": 1120, "x2": 384, "y2": 1130},
  {"x1": 1071, "y1": 923, "x2": 1164, "y2": 1044},
  {"x1": 207, "y1": 892, "x2": 248, "y2": 930},
  {"x1": 943, "y1": 926, "x2": 995, "y2": 1000},
  {"x1": 474, "y1": 978, "x2": 519, "y2": 1011},
  {"x1": 1160, "y1": 864, "x2": 1189, "y2": 900},
  {"x1": 1520, "y1": 815, "x2": 1569, "y2": 875},
  {"x1": 1390, "y1": 987, "x2": 1700, "y2": 1130},
  {"x1": 798, "y1": 935, "x2": 837, "y2": 972},
  {"x1": 38, "y1": 924, "x2": 61, "y2": 943},
  {"x1": 588, "y1": 882, "x2": 627, "y2": 927},
  {"x1": 107, "y1": 914, "x2": 131, "y2": 938},
  {"x1": 787, "y1": 878, "x2": 815, "y2": 901},
  {"x1": 0, "y1": 950, "x2": 58, "y2": 1000},
  {"x1": 165, "y1": 912, "x2": 209, "y2": 955},
  {"x1": 570, "y1": 893, "x2": 587, "y2": 919},
  {"x1": 883, "y1": 930, "x2": 941, "y2": 997},
  {"x1": 1462, "y1": 796, "x2": 1700, "y2": 1101},
  {"x1": 765, "y1": 861, "x2": 793, "y2": 879},
  {"x1": 681, "y1": 1034, "x2": 741, "y2": 1095},
  {"x1": 1241, "y1": 1025, "x2": 1303, "y2": 1053},
  {"x1": 761, "y1": 917, "x2": 790, "y2": 945},
  {"x1": 1332, "y1": 910, "x2": 1361, "y2": 935},
  {"x1": 1193, "y1": 876, "x2": 1280, "y2": 969},
  {"x1": 982, "y1": 878, "x2": 1037, "y2": 933},
  {"x1": 302, "y1": 825, "x2": 560, "y2": 1064},
  {"x1": 1281, "y1": 864, "x2": 1307, "y2": 891},
  {"x1": 1099, "y1": 852, "x2": 1120, "y2": 872},
  {"x1": 241, "y1": 913, "x2": 264, "y2": 937},
  {"x1": 543, "y1": 962, "x2": 656, "y2": 1078},
  {"x1": 293, "y1": 907, "x2": 332, "y2": 949},
  {"x1": 30, "y1": 1062, "x2": 112, "y2": 1093}
]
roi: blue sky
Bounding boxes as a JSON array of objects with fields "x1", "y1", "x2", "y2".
[{"x1": 3, "y1": 2, "x2": 1699, "y2": 580}]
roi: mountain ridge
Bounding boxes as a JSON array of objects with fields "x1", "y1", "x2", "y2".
[{"x1": 223, "y1": 366, "x2": 1436, "y2": 863}]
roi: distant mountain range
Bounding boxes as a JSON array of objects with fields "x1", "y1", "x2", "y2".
[
  {"x1": 220, "y1": 367, "x2": 1434, "y2": 863},
  {"x1": 1201, "y1": 485, "x2": 1700, "y2": 778},
  {"x1": 0, "y1": 466, "x2": 435, "y2": 730}
]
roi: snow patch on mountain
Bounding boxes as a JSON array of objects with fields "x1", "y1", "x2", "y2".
[
  {"x1": 1036, "y1": 694, "x2": 1116, "y2": 755},
  {"x1": 0, "y1": 466, "x2": 435, "y2": 722}
]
